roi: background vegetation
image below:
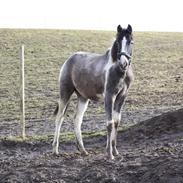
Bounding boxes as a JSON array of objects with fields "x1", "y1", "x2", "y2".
[{"x1": 0, "y1": 29, "x2": 183, "y2": 136}]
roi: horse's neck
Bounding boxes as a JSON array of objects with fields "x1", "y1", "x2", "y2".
[
  {"x1": 111, "y1": 40, "x2": 118, "y2": 62},
  {"x1": 104, "y1": 50, "x2": 114, "y2": 72}
]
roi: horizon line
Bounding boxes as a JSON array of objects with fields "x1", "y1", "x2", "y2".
[{"x1": 0, "y1": 26, "x2": 183, "y2": 33}]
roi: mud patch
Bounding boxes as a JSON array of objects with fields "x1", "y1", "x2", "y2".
[{"x1": 0, "y1": 108, "x2": 183, "y2": 183}]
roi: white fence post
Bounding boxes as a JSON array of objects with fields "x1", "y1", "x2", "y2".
[{"x1": 20, "y1": 45, "x2": 25, "y2": 139}]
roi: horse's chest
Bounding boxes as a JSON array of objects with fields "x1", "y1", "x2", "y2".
[
  {"x1": 105, "y1": 68, "x2": 127, "y2": 95},
  {"x1": 113, "y1": 78, "x2": 126, "y2": 94}
]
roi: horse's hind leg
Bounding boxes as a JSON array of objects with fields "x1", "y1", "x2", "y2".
[
  {"x1": 74, "y1": 96, "x2": 89, "y2": 155},
  {"x1": 52, "y1": 99, "x2": 68, "y2": 154},
  {"x1": 52, "y1": 88, "x2": 74, "y2": 154}
]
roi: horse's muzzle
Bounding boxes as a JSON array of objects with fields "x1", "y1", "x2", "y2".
[
  {"x1": 119, "y1": 56, "x2": 129, "y2": 70},
  {"x1": 118, "y1": 58, "x2": 128, "y2": 71}
]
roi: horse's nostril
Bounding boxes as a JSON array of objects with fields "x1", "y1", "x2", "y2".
[{"x1": 119, "y1": 61, "x2": 128, "y2": 70}]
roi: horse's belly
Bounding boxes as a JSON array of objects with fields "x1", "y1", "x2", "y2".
[
  {"x1": 88, "y1": 93, "x2": 104, "y2": 101},
  {"x1": 76, "y1": 84, "x2": 104, "y2": 101},
  {"x1": 73, "y1": 77, "x2": 104, "y2": 101},
  {"x1": 71, "y1": 55, "x2": 106, "y2": 100}
]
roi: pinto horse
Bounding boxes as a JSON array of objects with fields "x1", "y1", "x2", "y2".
[{"x1": 53, "y1": 25, "x2": 134, "y2": 159}]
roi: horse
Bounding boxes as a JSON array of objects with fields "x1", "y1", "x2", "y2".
[{"x1": 52, "y1": 24, "x2": 134, "y2": 159}]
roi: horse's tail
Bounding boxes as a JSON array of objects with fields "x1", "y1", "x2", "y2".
[{"x1": 54, "y1": 103, "x2": 59, "y2": 116}]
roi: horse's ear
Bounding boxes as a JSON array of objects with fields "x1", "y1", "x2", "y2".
[
  {"x1": 127, "y1": 24, "x2": 132, "y2": 34},
  {"x1": 117, "y1": 25, "x2": 122, "y2": 33}
]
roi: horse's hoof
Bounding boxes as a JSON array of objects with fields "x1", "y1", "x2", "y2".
[
  {"x1": 113, "y1": 149, "x2": 119, "y2": 156},
  {"x1": 110, "y1": 154, "x2": 115, "y2": 160},
  {"x1": 52, "y1": 148, "x2": 59, "y2": 155},
  {"x1": 82, "y1": 150, "x2": 89, "y2": 156},
  {"x1": 106, "y1": 152, "x2": 115, "y2": 160},
  {"x1": 53, "y1": 151, "x2": 59, "y2": 155}
]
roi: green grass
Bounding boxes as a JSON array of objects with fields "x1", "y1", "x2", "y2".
[
  {"x1": 0, "y1": 125, "x2": 133, "y2": 144},
  {"x1": 0, "y1": 29, "x2": 183, "y2": 125},
  {"x1": 0, "y1": 130, "x2": 107, "y2": 143}
]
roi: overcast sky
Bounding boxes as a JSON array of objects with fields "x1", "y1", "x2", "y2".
[{"x1": 0, "y1": 0, "x2": 182, "y2": 32}]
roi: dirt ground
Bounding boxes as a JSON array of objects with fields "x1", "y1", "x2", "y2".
[{"x1": 0, "y1": 108, "x2": 183, "y2": 183}]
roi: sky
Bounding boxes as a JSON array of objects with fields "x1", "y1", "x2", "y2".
[{"x1": 0, "y1": 0, "x2": 182, "y2": 32}]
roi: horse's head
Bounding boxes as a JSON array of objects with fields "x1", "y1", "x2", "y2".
[{"x1": 111, "y1": 24, "x2": 134, "y2": 70}]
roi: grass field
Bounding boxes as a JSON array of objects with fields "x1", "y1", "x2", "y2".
[
  {"x1": 0, "y1": 29, "x2": 183, "y2": 182},
  {"x1": 0, "y1": 29, "x2": 183, "y2": 135}
]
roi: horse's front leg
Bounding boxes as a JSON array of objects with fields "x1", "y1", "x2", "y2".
[
  {"x1": 113, "y1": 91, "x2": 127, "y2": 156},
  {"x1": 112, "y1": 110, "x2": 120, "y2": 156},
  {"x1": 105, "y1": 92, "x2": 116, "y2": 160}
]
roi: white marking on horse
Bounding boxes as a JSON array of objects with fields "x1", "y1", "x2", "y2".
[
  {"x1": 106, "y1": 120, "x2": 115, "y2": 160},
  {"x1": 74, "y1": 98, "x2": 89, "y2": 154},
  {"x1": 52, "y1": 100, "x2": 67, "y2": 154},
  {"x1": 76, "y1": 51, "x2": 87, "y2": 55},
  {"x1": 121, "y1": 37, "x2": 129, "y2": 66},
  {"x1": 121, "y1": 37, "x2": 127, "y2": 53},
  {"x1": 113, "y1": 110, "x2": 121, "y2": 122},
  {"x1": 103, "y1": 53, "x2": 114, "y2": 95}
]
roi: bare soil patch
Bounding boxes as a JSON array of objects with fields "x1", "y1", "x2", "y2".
[{"x1": 1, "y1": 108, "x2": 183, "y2": 183}]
